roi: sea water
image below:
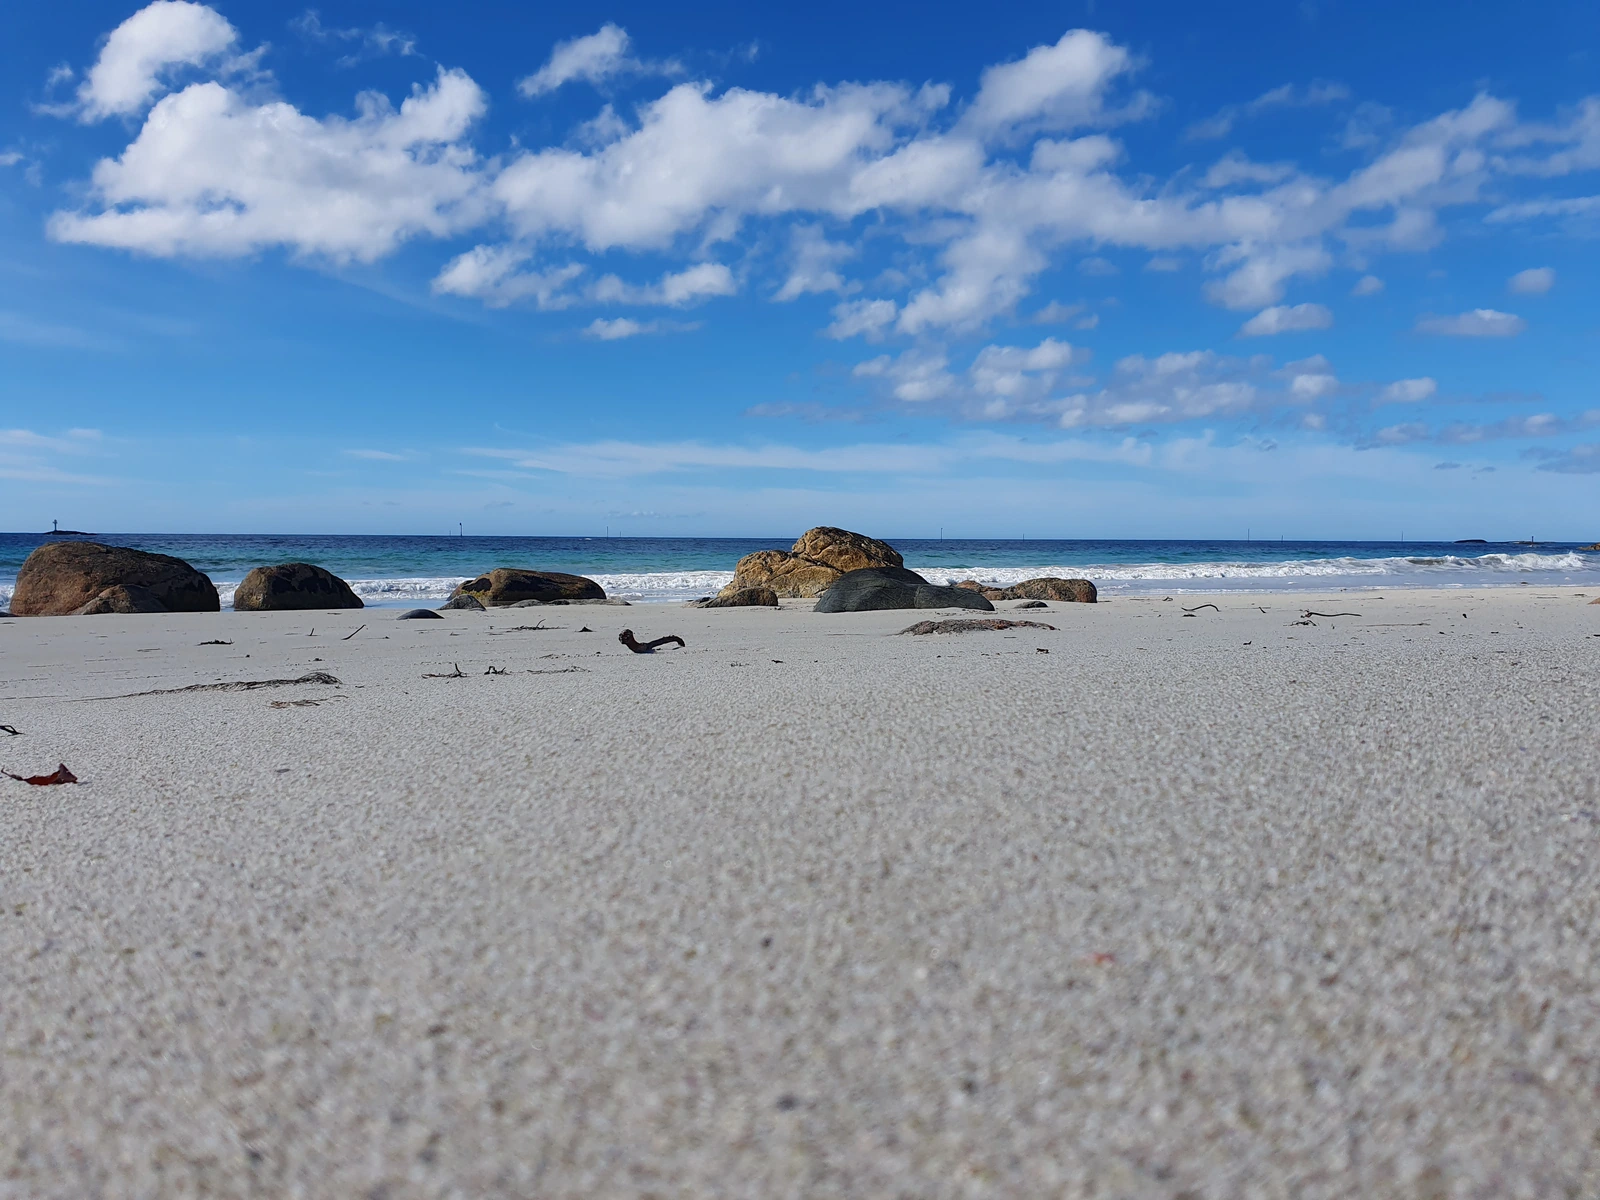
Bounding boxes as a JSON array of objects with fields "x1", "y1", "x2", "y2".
[{"x1": 2, "y1": 533, "x2": 1597, "y2": 608}]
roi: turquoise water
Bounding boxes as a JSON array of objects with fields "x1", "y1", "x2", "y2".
[{"x1": 3, "y1": 533, "x2": 1597, "y2": 607}]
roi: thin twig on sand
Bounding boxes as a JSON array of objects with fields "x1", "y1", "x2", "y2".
[
  {"x1": 1301, "y1": 610, "x2": 1361, "y2": 618},
  {"x1": 424, "y1": 663, "x2": 466, "y2": 678},
  {"x1": 1182, "y1": 603, "x2": 1220, "y2": 613},
  {"x1": 342, "y1": 624, "x2": 366, "y2": 640}
]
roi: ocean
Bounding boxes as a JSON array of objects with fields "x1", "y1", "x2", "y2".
[{"x1": 2, "y1": 533, "x2": 1598, "y2": 609}]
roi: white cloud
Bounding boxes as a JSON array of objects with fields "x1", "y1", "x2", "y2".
[
  {"x1": 73, "y1": 1, "x2": 239, "y2": 121},
  {"x1": 51, "y1": 67, "x2": 489, "y2": 261},
  {"x1": 826, "y1": 298, "x2": 898, "y2": 341},
  {"x1": 0, "y1": 151, "x2": 22, "y2": 168},
  {"x1": 344, "y1": 448, "x2": 414, "y2": 461},
  {"x1": 1377, "y1": 377, "x2": 1437, "y2": 404},
  {"x1": 773, "y1": 224, "x2": 858, "y2": 300},
  {"x1": 291, "y1": 10, "x2": 418, "y2": 65},
  {"x1": 960, "y1": 29, "x2": 1149, "y2": 140},
  {"x1": 1487, "y1": 195, "x2": 1600, "y2": 222},
  {"x1": 517, "y1": 23, "x2": 676, "y2": 97},
  {"x1": 1186, "y1": 81, "x2": 1350, "y2": 141},
  {"x1": 1415, "y1": 309, "x2": 1526, "y2": 337},
  {"x1": 1508, "y1": 266, "x2": 1554, "y2": 294},
  {"x1": 583, "y1": 317, "x2": 700, "y2": 340},
  {"x1": 1239, "y1": 302, "x2": 1333, "y2": 336},
  {"x1": 432, "y1": 248, "x2": 583, "y2": 308},
  {"x1": 1078, "y1": 255, "x2": 1119, "y2": 276},
  {"x1": 1351, "y1": 274, "x2": 1384, "y2": 296},
  {"x1": 590, "y1": 262, "x2": 737, "y2": 306},
  {"x1": 1205, "y1": 244, "x2": 1333, "y2": 311}
]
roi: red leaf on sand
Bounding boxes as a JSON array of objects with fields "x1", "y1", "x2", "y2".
[{"x1": 4, "y1": 763, "x2": 78, "y2": 786}]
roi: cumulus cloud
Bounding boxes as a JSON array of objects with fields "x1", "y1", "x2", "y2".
[
  {"x1": 959, "y1": 30, "x2": 1149, "y2": 139},
  {"x1": 1364, "y1": 410, "x2": 1600, "y2": 447},
  {"x1": 1239, "y1": 302, "x2": 1333, "y2": 336},
  {"x1": 517, "y1": 24, "x2": 675, "y2": 97},
  {"x1": 1377, "y1": 377, "x2": 1438, "y2": 404},
  {"x1": 1351, "y1": 274, "x2": 1384, "y2": 296},
  {"x1": 51, "y1": 67, "x2": 490, "y2": 261},
  {"x1": 68, "y1": 0, "x2": 241, "y2": 121},
  {"x1": 1508, "y1": 266, "x2": 1554, "y2": 294},
  {"x1": 826, "y1": 298, "x2": 898, "y2": 341},
  {"x1": 1414, "y1": 309, "x2": 1526, "y2": 337}
]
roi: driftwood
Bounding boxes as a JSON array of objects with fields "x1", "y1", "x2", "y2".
[
  {"x1": 198, "y1": 639, "x2": 233, "y2": 645},
  {"x1": 0, "y1": 725, "x2": 19, "y2": 737},
  {"x1": 1301, "y1": 610, "x2": 1360, "y2": 618},
  {"x1": 424, "y1": 663, "x2": 466, "y2": 678},
  {"x1": 619, "y1": 629, "x2": 685, "y2": 653},
  {"x1": 898, "y1": 618, "x2": 1057, "y2": 635},
  {"x1": 1182, "y1": 603, "x2": 1220, "y2": 614},
  {"x1": 93, "y1": 671, "x2": 341, "y2": 700},
  {"x1": 342, "y1": 624, "x2": 366, "y2": 641},
  {"x1": 3, "y1": 763, "x2": 77, "y2": 785}
]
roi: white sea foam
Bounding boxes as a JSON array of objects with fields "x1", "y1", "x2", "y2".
[{"x1": 910, "y1": 551, "x2": 1598, "y2": 593}]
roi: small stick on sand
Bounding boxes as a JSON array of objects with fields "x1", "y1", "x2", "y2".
[
  {"x1": 1182, "y1": 603, "x2": 1220, "y2": 613},
  {"x1": 0, "y1": 725, "x2": 20, "y2": 736},
  {"x1": 424, "y1": 664, "x2": 466, "y2": 678},
  {"x1": 342, "y1": 624, "x2": 366, "y2": 641},
  {"x1": 1301, "y1": 611, "x2": 1361, "y2": 618},
  {"x1": 619, "y1": 630, "x2": 686, "y2": 653}
]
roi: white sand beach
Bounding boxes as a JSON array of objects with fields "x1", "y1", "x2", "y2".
[{"x1": 2, "y1": 588, "x2": 1598, "y2": 1197}]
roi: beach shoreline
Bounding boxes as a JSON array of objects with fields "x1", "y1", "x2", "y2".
[{"x1": 3, "y1": 586, "x2": 1597, "y2": 1195}]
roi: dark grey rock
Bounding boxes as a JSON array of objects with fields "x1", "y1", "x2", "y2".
[
  {"x1": 233, "y1": 562, "x2": 362, "y2": 611},
  {"x1": 438, "y1": 594, "x2": 486, "y2": 611},
  {"x1": 914, "y1": 584, "x2": 994, "y2": 611},
  {"x1": 397, "y1": 608, "x2": 443, "y2": 620}
]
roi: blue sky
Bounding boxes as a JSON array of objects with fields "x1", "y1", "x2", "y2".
[{"x1": 2, "y1": 0, "x2": 1597, "y2": 538}]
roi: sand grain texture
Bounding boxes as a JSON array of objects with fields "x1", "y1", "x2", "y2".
[{"x1": 1, "y1": 590, "x2": 1597, "y2": 1198}]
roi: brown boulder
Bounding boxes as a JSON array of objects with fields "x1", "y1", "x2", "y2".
[
  {"x1": 452, "y1": 568, "x2": 605, "y2": 606},
  {"x1": 954, "y1": 577, "x2": 1097, "y2": 603},
  {"x1": 720, "y1": 526, "x2": 903, "y2": 599},
  {"x1": 1004, "y1": 577, "x2": 1098, "y2": 603},
  {"x1": 12, "y1": 542, "x2": 219, "y2": 616},
  {"x1": 697, "y1": 586, "x2": 779, "y2": 608},
  {"x1": 71, "y1": 584, "x2": 169, "y2": 615},
  {"x1": 233, "y1": 563, "x2": 363, "y2": 611}
]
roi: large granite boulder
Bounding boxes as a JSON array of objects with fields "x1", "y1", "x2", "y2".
[
  {"x1": 11, "y1": 541, "x2": 219, "y2": 616},
  {"x1": 451, "y1": 569, "x2": 605, "y2": 607},
  {"x1": 233, "y1": 563, "x2": 363, "y2": 611},
  {"x1": 71, "y1": 584, "x2": 169, "y2": 615},
  {"x1": 696, "y1": 586, "x2": 779, "y2": 609},
  {"x1": 814, "y1": 567, "x2": 995, "y2": 613},
  {"x1": 954, "y1": 577, "x2": 1098, "y2": 603},
  {"x1": 719, "y1": 527, "x2": 903, "y2": 599}
]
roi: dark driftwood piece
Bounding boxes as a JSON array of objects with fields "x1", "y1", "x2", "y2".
[
  {"x1": 424, "y1": 663, "x2": 466, "y2": 678},
  {"x1": 92, "y1": 671, "x2": 341, "y2": 700},
  {"x1": 619, "y1": 629, "x2": 685, "y2": 653},
  {"x1": 0, "y1": 725, "x2": 20, "y2": 736},
  {"x1": 897, "y1": 618, "x2": 1057, "y2": 635},
  {"x1": 1301, "y1": 611, "x2": 1361, "y2": 618},
  {"x1": 342, "y1": 624, "x2": 366, "y2": 640},
  {"x1": 3, "y1": 763, "x2": 78, "y2": 785},
  {"x1": 1183, "y1": 603, "x2": 1220, "y2": 613}
]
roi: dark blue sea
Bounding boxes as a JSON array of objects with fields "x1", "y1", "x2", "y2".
[{"x1": 3, "y1": 533, "x2": 1597, "y2": 607}]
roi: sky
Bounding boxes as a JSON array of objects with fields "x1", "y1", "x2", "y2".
[{"x1": 1, "y1": 0, "x2": 1598, "y2": 539}]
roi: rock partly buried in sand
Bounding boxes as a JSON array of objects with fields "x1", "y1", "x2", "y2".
[
  {"x1": 11, "y1": 541, "x2": 219, "y2": 616},
  {"x1": 1581, "y1": 542, "x2": 1600, "y2": 552},
  {"x1": 71, "y1": 583, "x2": 169, "y2": 615},
  {"x1": 814, "y1": 567, "x2": 995, "y2": 613},
  {"x1": 232, "y1": 562, "x2": 363, "y2": 611},
  {"x1": 438, "y1": 594, "x2": 485, "y2": 611},
  {"x1": 397, "y1": 608, "x2": 443, "y2": 620},
  {"x1": 697, "y1": 586, "x2": 780, "y2": 608},
  {"x1": 452, "y1": 568, "x2": 605, "y2": 607},
  {"x1": 898, "y1": 617, "x2": 1057, "y2": 635},
  {"x1": 719, "y1": 526, "x2": 903, "y2": 599},
  {"x1": 955, "y1": 576, "x2": 1097, "y2": 603}
]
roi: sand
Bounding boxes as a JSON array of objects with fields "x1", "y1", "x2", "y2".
[{"x1": 2, "y1": 588, "x2": 1597, "y2": 1198}]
